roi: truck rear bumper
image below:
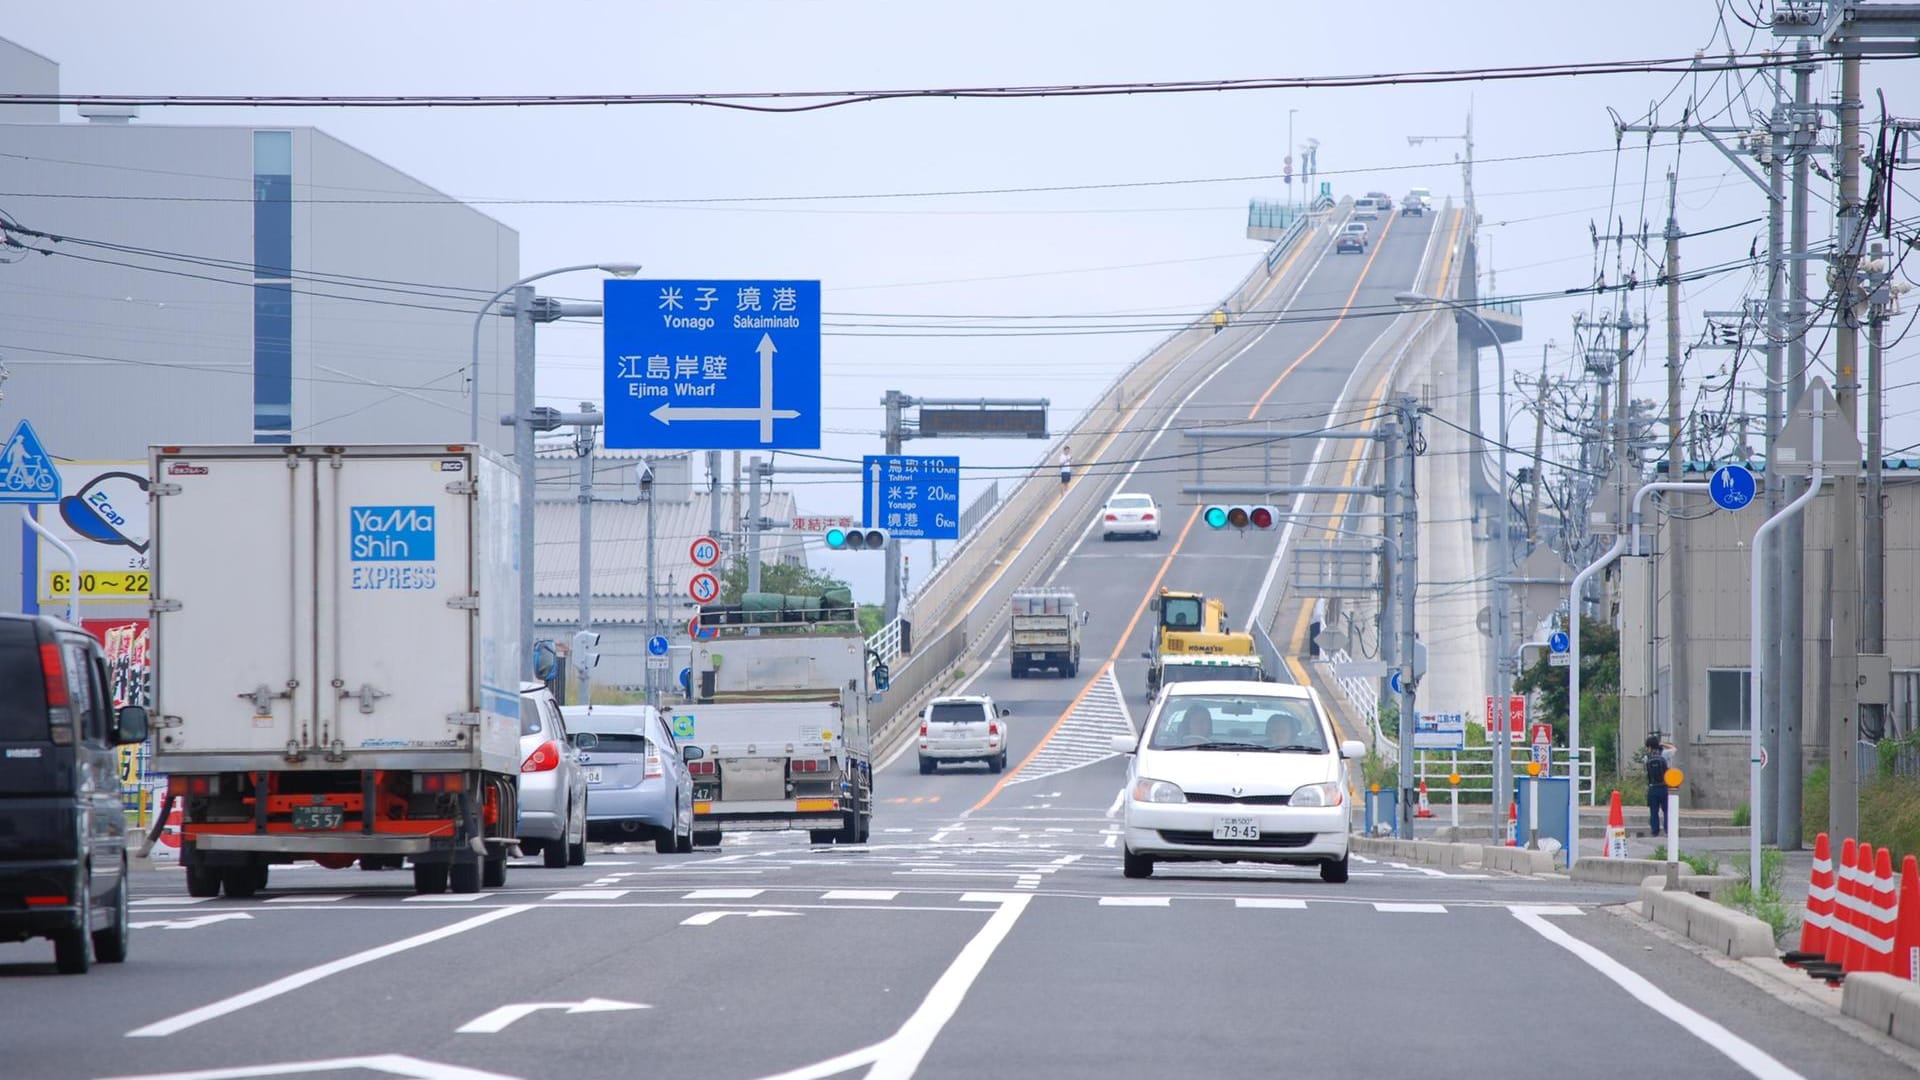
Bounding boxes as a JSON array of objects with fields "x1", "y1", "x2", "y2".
[
  {"x1": 694, "y1": 797, "x2": 848, "y2": 832},
  {"x1": 695, "y1": 816, "x2": 846, "y2": 833},
  {"x1": 194, "y1": 833, "x2": 437, "y2": 856}
]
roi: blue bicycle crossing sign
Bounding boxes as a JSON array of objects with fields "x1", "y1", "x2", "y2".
[{"x1": 0, "y1": 420, "x2": 61, "y2": 504}]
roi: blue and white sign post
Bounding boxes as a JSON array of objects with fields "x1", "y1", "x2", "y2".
[
  {"x1": 1547, "y1": 630, "x2": 1570, "y2": 669},
  {"x1": 2, "y1": 419, "x2": 76, "y2": 623},
  {"x1": 602, "y1": 280, "x2": 821, "y2": 450},
  {"x1": 1709, "y1": 464, "x2": 1757, "y2": 512},
  {"x1": 863, "y1": 455, "x2": 960, "y2": 540}
]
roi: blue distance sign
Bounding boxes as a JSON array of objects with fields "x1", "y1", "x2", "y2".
[
  {"x1": 1548, "y1": 631, "x2": 1570, "y2": 654},
  {"x1": 603, "y1": 279, "x2": 821, "y2": 451},
  {"x1": 863, "y1": 455, "x2": 960, "y2": 540},
  {"x1": 1709, "y1": 464, "x2": 1757, "y2": 512},
  {"x1": 0, "y1": 420, "x2": 61, "y2": 505}
]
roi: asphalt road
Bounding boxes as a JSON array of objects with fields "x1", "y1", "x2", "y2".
[{"x1": 4, "y1": 217, "x2": 1914, "y2": 1079}]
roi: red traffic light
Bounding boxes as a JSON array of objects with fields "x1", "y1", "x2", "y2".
[{"x1": 1249, "y1": 506, "x2": 1275, "y2": 529}]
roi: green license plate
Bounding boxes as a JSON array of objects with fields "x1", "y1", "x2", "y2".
[{"x1": 292, "y1": 805, "x2": 345, "y2": 830}]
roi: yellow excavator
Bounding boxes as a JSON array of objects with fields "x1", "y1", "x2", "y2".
[{"x1": 1142, "y1": 588, "x2": 1261, "y2": 700}]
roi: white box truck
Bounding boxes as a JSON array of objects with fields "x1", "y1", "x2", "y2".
[
  {"x1": 148, "y1": 444, "x2": 524, "y2": 897},
  {"x1": 678, "y1": 602, "x2": 876, "y2": 846}
]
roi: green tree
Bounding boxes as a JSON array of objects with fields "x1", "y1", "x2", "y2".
[
  {"x1": 718, "y1": 556, "x2": 854, "y2": 604},
  {"x1": 1513, "y1": 614, "x2": 1621, "y2": 771}
]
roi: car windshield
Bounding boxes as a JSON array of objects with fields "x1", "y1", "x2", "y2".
[
  {"x1": 0, "y1": 621, "x2": 47, "y2": 741},
  {"x1": 929, "y1": 702, "x2": 987, "y2": 724},
  {"x1": 579, "y1": 732, "x2": 646, "y2": 753},
  {"x1": 1108, "y1": 496, "x2": 1153, "y2": 510},
  {"x1": 1161, "y1": 664, "x2": 1262, "y2": 684},
  {"x1": 1160, "y1": 597, "x2": 1203, "y2": 629},
  {"x1": 1147, "y1": 694, "x2": 1327, "y2": 752}
]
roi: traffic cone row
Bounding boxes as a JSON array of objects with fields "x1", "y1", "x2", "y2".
[
  {"x1": 1414, "y1": 781, "x2": 1434, "y2": 819},
  {"x1": 1790, "y1": 832, "x2": 1918, "y2": 985},
  {"x1": 1603, "y1": 790, "x2": 1628, "y2": 858}
]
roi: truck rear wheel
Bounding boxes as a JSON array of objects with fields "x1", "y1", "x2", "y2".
[
  {"x1": 449, "y1": 855, "x2": 482, "y2": 894},
  {"x1": 481, "y1": 853, "x2": 507, "y2": 889},
  {"x1": 692, "y1": 830, "x2": 722, "y2": 848},
  {"x1": 808, "y1": 829, "x2": 838, "y2": 845},
  {"x1": 222, "y1": 865, "x2": 261, "y2": 899},
  {"x1": 185, "y1": 864, "x2": 222, "y2": 898},
  {"x1": 412, "y1": 861, "x2": 450, "y2": 895}
]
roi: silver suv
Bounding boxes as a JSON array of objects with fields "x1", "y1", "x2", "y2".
[{"x1": 917, "y1": 696, "x2": 1012, "y2": 774}]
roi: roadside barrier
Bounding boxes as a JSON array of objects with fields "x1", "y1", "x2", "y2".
[
  {"x1": 1798, "y1": 834, "x2": 1919, "y2": 986},
  {"x1": 1604, "y1": 790, "x2": 1628, "y2": 858}
]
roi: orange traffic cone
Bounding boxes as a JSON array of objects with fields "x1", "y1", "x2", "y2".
[
  {"x1": 1786, "y1": 832, "x2": 1834, "y2": 966},
  {"x1": 1867, "y1": 846, "x2": 1900, "y2": 975},
  {"x1": 1506, "y1": 801, "x2": 1518, "y2": 847},
  {"x1": 1604, "y1": 790, "x2": 1628, "y2": 858},
  {"x1": 1825, "y1": 837, "x2": 1859, "y2": 970},
  {"x1": 1896, "y1": 855, "x2": 1920, "y2": 983},
  {"x1": 1415, "y1": 781, "x2": 1434, "y2": 819},
  {"x1": 1843, "y1": 844, "x2": 1876, "y2": 976}
]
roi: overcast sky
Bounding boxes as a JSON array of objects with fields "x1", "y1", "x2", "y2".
[{"x1": 8, "y1": 1, "x2": 1918, "y2": 601}]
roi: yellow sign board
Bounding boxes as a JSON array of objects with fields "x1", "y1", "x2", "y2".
[{"x1": 45, "y1": 570, "x2": 153, "y2": 600}]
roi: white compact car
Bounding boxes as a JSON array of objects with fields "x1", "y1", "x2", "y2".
[
  {"x1": 1099, "y1": 492, "x2": 1161, "y2": 541},
  {"x1": 918, "y1": 695, "x2": 1011, "y2": 774},
  {"x1": 1111, "y1": 681, "x2": 1363, "y2": 882}
]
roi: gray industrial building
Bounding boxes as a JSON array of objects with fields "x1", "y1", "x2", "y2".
[
  {"x1": 0, "y1": 35, "x2": 517, "y2": 622},
  {"x1": 1622, "y1": 468, "x2": 1920, "y2": 807}
]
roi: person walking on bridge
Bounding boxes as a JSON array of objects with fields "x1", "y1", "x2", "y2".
[{"x1": 1058, "y1": 445, "x2": 1073, "y2": 486}]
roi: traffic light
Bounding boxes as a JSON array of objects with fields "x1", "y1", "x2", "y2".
[
  {"x1": 872, "y1": 663, "x2": 891, "y2": 692},
  {"x1": 571, "y1": 630, "x2": 601, "y2": 675},
  {"x1": 825, "y1": 526, "x2": 888, "y2": 551},
  {"x1": 1202, "y1": 504, "x2": 1279, "y2": 531}
]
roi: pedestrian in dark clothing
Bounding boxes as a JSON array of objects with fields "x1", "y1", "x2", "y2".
[{"x1": 1644, "y1": 734, "x2": 1670, "y2": 837}]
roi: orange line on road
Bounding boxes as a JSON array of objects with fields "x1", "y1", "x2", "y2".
[{"x1": 969, "y1": 211, "x2": 1402, "y2": 814}]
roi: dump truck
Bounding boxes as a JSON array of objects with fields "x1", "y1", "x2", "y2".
[
  {"x1": 1142, "y1": 588, "x2": 1258, "y2": 700},
  {"x1": 1010, "y1": 588, "x2": 1082, "y2": 678},
  {"x1": 148, "y1": 444, "x2": 525, "y2": 897},
  {"x1": 678, "y1": 593, "x2": 878, "y2": 846}
]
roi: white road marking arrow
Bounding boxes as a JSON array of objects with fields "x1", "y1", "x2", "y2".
[
  {"x1": 680, "y1": 909, "x2": 802, "y2": 927},
  {"x1": 129, "y1": 912, "x2": 254, "y2": 931},
  {"x1": 648, "y1": 334, "x2": 797, "y2": 443},
  {"x1": 457, "y1": 998, "x2": 649, "y2": 1035}
]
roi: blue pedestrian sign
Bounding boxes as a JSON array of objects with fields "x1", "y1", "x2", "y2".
[
  {"x1": 603, "y1": 279, "x2": 821, "y2": 451},
  {"x1": 1548, "y1": 631, "x2": 1570, "y2": 654},
  {"x1": 678, "y1": 667, "x2": 691, "y2": 693},
  {"x1": 1389, "y1": 670, "x2": 1403, "y2": 695},
  {"x1": 0, "y1": 420, "x2": 61, "y2": 504},
  {"x1": 1709, "y1": 464, "x2": 1757, "y2": 512},
  {"x1": 863, "y1": 455, "x2": 960, "y2": 540},
  {"x1": 647, "y1": 635, "x2": 670, "y2": 658}
]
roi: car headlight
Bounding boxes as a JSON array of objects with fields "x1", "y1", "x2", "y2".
[
  {"x1": 1130, "y1": 777, "x2": 1186, "y2": 804},
  {"x1": 1289, "y1": 782, "x2": 1344, "y2": 808}
]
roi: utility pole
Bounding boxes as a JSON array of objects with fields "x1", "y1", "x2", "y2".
[
  {"x1": 1663, "y1": 172, "x2": 1692, "y2": 756},
  {"x1": 746, "y1": 455, "x2": 765, "y2": 597},
  {"x1": 575, "y1": 404, "x2": 597, "y2": 708},
  {"x1": 1527, "y1": 346, "x2": 1549, "y2": 545},
  {"x1": 1615, "y1": 307, "x2": 1635, "y2": 522},
  {"x1": 1762, "y1": 65, "x2": 1793, "y2": 847},
  {"x1": 641, "y1": 457, "x2": 657, "y2": 707},
  {"x1": 513, "y1": 286, "x2": 538, "y2": 681},
  {"x1": 1828, "y1": 49, "x2": 1864, "y2": 843},
  {"x1": 707, "y1": 451, "x2": 722, "y2": 549},
  {"x1": 1864, "y1": 243, "x2": 1888, "y2": 663},
  {"x1": 1385, "y1": 395, "x2": 1422, "y2": 838},
  {"x1": 1778, "y1": 43, "x2": 1815, "y2": 847},
  {"x1": 882, "y1": 390, "x2": 906, "y2": 622}
]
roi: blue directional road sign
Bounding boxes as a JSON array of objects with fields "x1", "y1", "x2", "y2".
[
  {"x1": 1709, "y1": 464, "x2": 1757, "y2": 512},
  {"x1": 863, "y1": 455, "x2": 960, "y2": 540},
  {"x1": 0, "y1": 420, "x2": 61, "y2": 504},
  {"x1": 647, "y1": 635, "x2": 670, "y2": 658},
  {"x1": 1549, "y1": 631, "x2": 1570, "y2": 654},
  {"x1": 603, "y1": 279, "x2": 821, "y2": 450}
]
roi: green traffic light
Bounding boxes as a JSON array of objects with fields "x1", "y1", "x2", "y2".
[
  {"x1": 826, "y1": 527, "x2": 847, "y2": 549},
  {"x1": 1204, "y1": 506, "x2": 1228, "y2": 528}
]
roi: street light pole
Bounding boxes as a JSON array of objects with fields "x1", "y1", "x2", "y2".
[
  {"x1": 468, "y1": 262, "x2": 643, "y2": 444},
  {"x1": 1287, "y1": 108, "x2": 1298, "y2": 214},
  {"x1": 1396, "y1": 290, "x2": 1510, "y2": 840}
]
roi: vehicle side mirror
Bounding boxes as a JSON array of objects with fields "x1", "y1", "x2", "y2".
[
  {"x1": 999, "y1": 708, "x2": 1011, "y2": 718},
  {"x1": 1109, "y1": 734, "x2": 1138, "y2": 755},
  {"x1": 683, "y1": 745, "x2": 706, "y2": 763},
  {"x1": 573, "y1": 732, "x2": 599, "y2": 750},
  {"x1": 114, "y1": 705, "x2": 149, "y2": 745},
  {"x1": 1340, "y1": 740, "x2": 1366, "y2": 761},
  {"x1": 1140, "y1": 651, "x2": 1153, "y2": 660}
]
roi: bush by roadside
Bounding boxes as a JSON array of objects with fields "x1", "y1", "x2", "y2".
[{"x1": 1803, "y1": 766, "x2": 1920, "y2": 866}]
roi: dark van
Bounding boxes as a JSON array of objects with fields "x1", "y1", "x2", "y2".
[{"x1": 0, "y1": 614, "x2": 149, "y2": 973}]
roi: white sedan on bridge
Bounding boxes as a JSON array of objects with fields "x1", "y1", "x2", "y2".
[{"x1": 1099, "y1": 492, "x2": 1162, "y2": 540}]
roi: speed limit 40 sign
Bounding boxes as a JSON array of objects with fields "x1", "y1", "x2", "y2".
[{"x1": 689, "y1": 536, "x2": 720, "y2": 568}]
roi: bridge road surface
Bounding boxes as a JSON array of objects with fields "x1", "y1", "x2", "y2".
[{"x1": 5, "y1": 216, "x2": 1917, "y2": 1080}]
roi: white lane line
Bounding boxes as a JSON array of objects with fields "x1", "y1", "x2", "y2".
[
  {"x1": 882, "y1": 828, "x2": 916, "y2": 834},
  {"x1": 1373, "y1": 902, "x2": 1447, "y2": 913},
  {"x1": 821, "y1": 890, "x2": 900, "y2": 901},
  {"x1": 682, "y1": 888, "x2": 764, "y2": 900},
  {"x1": 264, "y1": 895, "x2": 348, "y2": 904},
  {"x1": 1351, "y1": 854, "x2": 1377, "y2": 864},
  {"x1": 546, "y1": 890, "x2": 632, "y2": 901},
  {"x1": 1104, "y1": 833, "x2": 1118, "y2": 848},
  {"x1": 1098, "y1": 896, "x2": 1171, "y2": 907},
  {"x1": 1235, "y1": 898, "x2": 1310, "y2": 909},
  {"x1": 402, "y1": 893, "x2": 484, "y2": 903},
  {"x1": 99, "y1": 1054, "x2": 525, "y2": 1080},
  {"x1": 1508, "y1": 904, "x2": 1584, "y2": 917},
  {"x1": 126, "y1": 905, "x2": 531, "y2": 1038},
  {"x1": 130, "y1": 897, "x2": 210, "y2": 907},
  {"x1": 1511, "y1": 908, "x2": 1806, "y2": 1080}
]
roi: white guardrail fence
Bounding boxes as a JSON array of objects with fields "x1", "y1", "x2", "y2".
[{"x1": 1413, "y1": 746, "x2": 1598, "y2": 804}]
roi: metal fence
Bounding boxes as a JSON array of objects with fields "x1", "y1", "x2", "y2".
[{"x1": 1412, "y1": 745, "x2": 1598, "y2": 805}]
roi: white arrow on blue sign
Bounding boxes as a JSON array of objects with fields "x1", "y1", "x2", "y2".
[
  {"x1": 602, "y1": 280, "x2": 821, "y2": 451},
  {"x1": 863, "y1": 455, "x2": 960, "y2": 540},
  {"x1": 0, "y1": 420, "x2": 62, "y2": 504},
  {"x1": 1548, "y1": 631, "x2": 1570, "y2": 654},
  {"x1": 1709, "y1": 464, "x2": 1757, "y2": 512},
  {"x1": 647, "y1": 635, "x2": 670, "y2": 657}
]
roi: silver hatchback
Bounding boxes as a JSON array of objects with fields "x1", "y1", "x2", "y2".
[{"x1": 517, "y1": 683, "x2": 590, "y2": 869}]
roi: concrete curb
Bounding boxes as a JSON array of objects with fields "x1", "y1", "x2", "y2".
[
  {"x1": 1348, "y1": 835, "x2": 1560, "y2": 875},
  {"x1": 1571, "y1": 860, "x2": 1739, "y2": 895},
  {"x1": 1479, "y1": 846, "x2": 1557, "y2": 875},
  {"x1": 1638, "y1": 880, "x2": 1776, "y2": 959},
  {"x1": 1842, "y1": 973, "x2": 1920, "y2": 1050}
]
